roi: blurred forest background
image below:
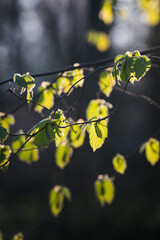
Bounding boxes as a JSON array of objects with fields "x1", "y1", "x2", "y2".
[{"x1": 0, "y1": 0, "x2": 160, "y2": 239}]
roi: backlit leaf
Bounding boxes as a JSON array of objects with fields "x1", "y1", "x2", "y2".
[
  {"x1": 87, "y1": 30, "x2": 110, "y2": 52},
  {"x1": 13, "y1": 72, "x2": 35, "y2": 93},
  {"x1": 49, "y1": 185, "x2": 71, "y2": 217},
  {"x1": 86, "y1": 99, "x2": 108, "y2": 123},
  {"x1": 112, "y1": 153, "x2": 127, "y2": 174},
  {"x1": 55, "y1": 143, "x2": 73, "y2": 169},
  {"x1": 99, "y1": 70, "x2": 115, "y2": 97},
  {"x1": 138, "y1": 0, "x2": 160, "y2": 26},
  {"x1": 0, "y1": 112, "x2": 15, "y2": 132},
  {"x1": 12, "y1": 130, "x2": 39, "y2": 164},
  {"x1": 141, "y1": 138, "x2": 160, "y2": 166},
  {"x1": 70, "y1": 119, "x2": 86, "y2": 148},
  {"x1": 95, "y1": 174, "x2": 115, "y2": 206},
  {"x1": 35, "y1": 81, "x2": 54, "y2": 113},
  {"x1": 99, "y1": 0, "x2": 114, "y2": 25},
  {"x1": 89, "y1": 119, "x2": 108, "y2": 152}
]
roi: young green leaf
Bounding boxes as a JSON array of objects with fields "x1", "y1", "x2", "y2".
[
  {"x1": 112, "y1": 50, "x2": 151, "y2": 84},
  {"x1": 87, "y1": 30, "x2": 110, "y2": 52},
  {"x1": 112, "y1": 153, "x2": 127, "y2": 174},
  {"x1": 140, "y1": 138, "x2": 160, "y2": 165},
  {"x1": 86, "y1": 99, "x2": 109, "y2": 123},
  {"x1": 99, "y1": 70, "x2": 115, "y2": 97},
  {"x1": 13, "y1": 72, "x2": 35, "y2": 93},
  {"x1": 34, "y1": 81, "x2": 54, "y2": 113},
  {"x1": 95, "y1": 174, "x2": 115, "y2": 206},
  {"x1": 70, "y1": 119, "x2": 86, "y2": 148},
  {"x1": 89, "y1": 119, "x2": 108, "y2": 152},
  {"x1": 0, "y1": 112, "x2": 15, "y2": 132},
  {"x1": 0, "y1": 126, "x2": 8, "y2": 143},
  {"x1": 55, "y1": 143, "x2": 73, "y2": 169},
  {"x1": 12, "y1": 130, "x2": 39, "y2": 164},
  {"x1": 49, "y1": 185, "x2": 71, "y2": 217},
  {"x1": 0, "y1": 144, "x2": 11, "y2": 171}
]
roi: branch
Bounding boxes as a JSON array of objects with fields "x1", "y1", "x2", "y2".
[{"x1": 1, "y1": 45, "x2": 160, "y2": 86}]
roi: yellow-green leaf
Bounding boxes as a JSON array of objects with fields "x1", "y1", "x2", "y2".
[
  {"x1": 86, "y1": 99, "x2": 108, "y2": 122},
  {"x1": 145, "y1": 138, "x2": 159, "y2": 165},
  {"x1": 70, "y1": 119, "x2": 86, "y2": 148},
  {"x1": 0, "y1": 231, "x2": 2, "y2": 240},
  {"x1": 99, "y1": 70, "x2": 115, "y2": 97},
  {"x1": 35, "y1": 81, "x2": 54, "y2": 113},
  {"x1": 12, "y1": 130, "x2": 39, "y2": 164},
  {"x1": 49, "y1": 185, "x2": 71, "y2": 217},
  {"x1": 55, "y1": 143, "x2": 73, "y2": 169},
  {"x1": 99, "y1": 0, "x2": 114, "y2": 25},
  {"x1": 95, "y1": 174, "x2": 115, "y2": 206},
  {"x1": 112, "y1": 153, "x2": 127, "y2": 174},
  {"x1": 87, "y1": 30, "x2": 110, "y2": 52},
  {"x1": 0, "y1": 112, "x2": 15, "y2": 132},
  {"x1": 89, "y1": 120, "x2": 108, "y2": 152}
]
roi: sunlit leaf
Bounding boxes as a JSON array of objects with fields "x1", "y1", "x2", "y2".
[
  {"x1": 95, "y1": 174, "x2": 115, "y2": 206},
  {"x1": 99, "y1": 70, "x2": 115, "y2": 97},
  {"x1": 55, "y1": 143, "x2": 73, "y2": 169},
  {"x1": 35, "y1": 81, "x2": 54, "y2": 113},
  {"x1": 49, "y1": 185, "x2": 71, "y2": 217},
  {"x1": 12, "y1": 232, "x2": 24, "y2": 240},
  {"x1": 138, "y1": 0, "x2": 160, "y2": 26},
  {"x1": 99, "y1": 0, "x2": 114, "y2": 25},
  {"x1": 0, "y1": 126, "x2": 8, "y2": 143},
  {"x1": 70, "y1": 119, "x2": 86, "y2": 148},
  {"x1": 140, "y1": 138, "x2": 160, "y2": 166},
  {"x1": 0, "y1": 112, "x2": 15, "y2": 132},
  {"x1": 12, "y1": 130, "x2": 39, "y2": 164},
  {"x1": 112, "y1": 50, "x2": 151, "y2": 84},
  {"x1": 67, "y1": 63, "x2": 84, "y2": 87},
  {"x1": 87, "y1": 30, "x2": 110, "y2": 52},
  {"x1": 29, "y1": 110, "x2": 66, "y2": 150},
  {"x1": 86, "y1": 99, "x2": 108, "y2": 123},
  {"x1": 112, "y1": 154, "x2": 127, "y2": 174},
  {"x1": 0, "y1": 144, "x2": 11, "y2": 171},
  {"x1": 13, "y1": 72, "x2": 35, "y2": 93},
  {"x1": 89, "y1": 119, "x2": 108, "y2": 152}
]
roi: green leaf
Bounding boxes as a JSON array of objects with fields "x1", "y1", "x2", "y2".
[
  {"x1": 112, "y1": 154, "x2": 127, "y2": 174},
  {"x1": 120, "y1": 61, "x2": 131, "y2": 83},
  {"x1": 89, "y1": 120, "x2": 108, "y2": 152},
  {"x1": 13, "y1": 73, "x2": 35, "y2": 92},
  {"x1": 0, "y1": 144, "x2": 11, "y2": 171},
  {"x1": 34, "y1": 81, "x2": 54, "y2": 113},
  {"x1": 70, "y1": 120, "x2": 86, "y2": 148},
  {"x1": 99, "y1": 70, "x2": 115, "y2": 97},
  {"x1": 27, "y1": 89, "x2": 33, "y2": 110},
  {"x1": 12, "y1": 130, "x2": 39, "y2": 164},
  {"x1": 112, "y1": 51, "x2": 151, "y2": 84},
  {"x1": 0, "y1": 126, "x2": 8, "y2": 143},
  {"x1": 55, "y1": 143, "x2": 73, "y2": 169},
  {"x1": 49, "y1": 185, "x2": 71, "y2": 217},
  {"x1": 95, "y1": 174, "x2": 115, "y2": 206},
  {"x1": 86, "y1": 99, "x2": 108, "y2": 122},
  {"x1": 12, "y1": 232, "x2": 24, "y2": 240},
  {"x1": 0, "y1": 112, "x2": 15, "y2": 132},
  {"x1": 67, "y1": 64, "x2": 84, "y2": 87},
  {"x1": 144, "y1": 138, "x2": 159, "y2": 165}
]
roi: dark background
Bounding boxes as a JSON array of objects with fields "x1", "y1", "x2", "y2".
[{"x1": 0, "y1": 0, "x2": 160, "y2": 239}]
